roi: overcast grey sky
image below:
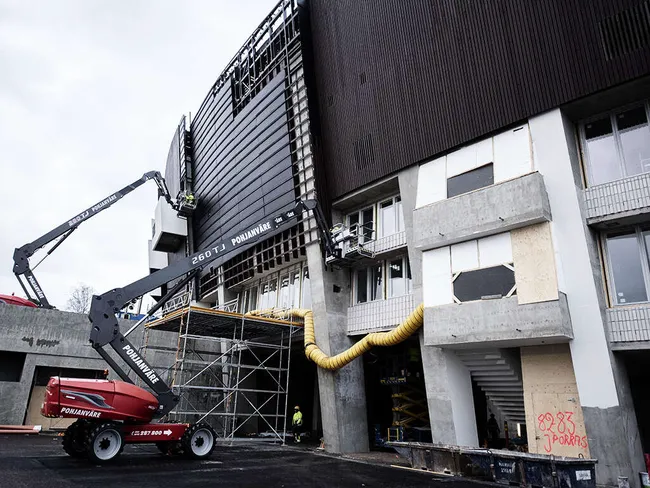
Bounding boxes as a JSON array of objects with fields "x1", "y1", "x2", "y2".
[{"x1": 0, "y1": 0, "x2": 277, "y2": 309}]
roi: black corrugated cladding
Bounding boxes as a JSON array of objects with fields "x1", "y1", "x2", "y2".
[
  {"x1": 307, "y1": 0, "x2": 650, "y2": 199},
  {"x1": 190, "y1": 71, "x2": 295, "y2": 255}
]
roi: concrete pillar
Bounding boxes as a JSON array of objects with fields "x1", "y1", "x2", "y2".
[
  {"x1": 305, "y1": 241, "x2": 369, "y2": 453},
  {"x1": 529, "y1": 109, "x2": 645, "y2": 487},
  {"x1": 398, "y1": 167, "x2": 479, "y2": 447}
]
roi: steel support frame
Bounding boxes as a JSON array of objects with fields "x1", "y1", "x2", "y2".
[{"x1": 142, "y1": 306, "x2": 298, "y2": 444}]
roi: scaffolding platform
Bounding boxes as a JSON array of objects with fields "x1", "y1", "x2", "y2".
[
  {"x1": 146, "y1": 305, "x2": 303, "y2": 340},
  {"x1": 142, "y1": 302, "x2": 303, "y2": 445}
]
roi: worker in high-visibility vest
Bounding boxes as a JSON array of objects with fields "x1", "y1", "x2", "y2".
[{"x1": 292, "y1": 405, "x2": 303, "y2": 443}]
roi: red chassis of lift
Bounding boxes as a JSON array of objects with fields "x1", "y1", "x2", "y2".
[{"x1": 42, "y1": 377, "x2": 215, "y2": 462}]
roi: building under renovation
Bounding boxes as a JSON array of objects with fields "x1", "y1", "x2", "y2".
[
  {"x1": 143, "y1": 1, "x2": 650, "y2": 486},
  {"x1": 1, "y1": 0, "x2": 650, "y2": 486}
]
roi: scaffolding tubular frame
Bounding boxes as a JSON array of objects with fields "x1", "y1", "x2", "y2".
[{"x1": 142, "y1": 303, "x2": 301, "y2": 444}]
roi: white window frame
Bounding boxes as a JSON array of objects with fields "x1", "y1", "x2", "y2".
[
  {"x1": 347, "y1": 205, "x2": 376, "y2": 245},
  {"x1": 603, "y1": 226, "x2": 650, "y2": 307},
  {"x1": 580, "y1": 100, "x2": 650, "y2": 187},
  {"x1": 352, "y1": 255, "x2": 412, "y2": 305},
  {"x1": 378, "y1": 195, "x2": 405, "y2": 239},
  {"x1": 239, "y1": 263, "x2": 310, "y2": 312}
]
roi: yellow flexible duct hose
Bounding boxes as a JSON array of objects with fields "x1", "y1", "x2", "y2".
[{"x1": 245, "y1": 303, "x2": 424, "y2": 371}]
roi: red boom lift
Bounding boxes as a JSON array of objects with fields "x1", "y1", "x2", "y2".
[{"x1": 41, "y1": 199, "x2": 339, "y2": 462}]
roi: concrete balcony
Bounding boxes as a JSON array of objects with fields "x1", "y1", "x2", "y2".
[
  {"x1": 348, "y1": 294, "x2": 415, "y2": 335},
  {"x1": 413, "y1": 172, "x2": 551, "y2": 250},
  {"x1": 607, "y1": 304, "x2": 650, "y2": 349},
  {"x1": 365, "y1": 230, "x2": 407, "y2": 255},
  {"x1": 583, "y1": 173, "x2": 650, "y2": 226},
  {"x1": 424, "y1": 293, "x2": 573, "y2": 348}
]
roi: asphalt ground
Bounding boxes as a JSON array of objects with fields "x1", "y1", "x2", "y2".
[{"x1": 0, "y1": 434, "x2": 493, "y2": 488}]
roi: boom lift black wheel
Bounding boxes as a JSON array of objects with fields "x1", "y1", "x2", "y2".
[
  {"x1": 83, "y1": 422, "x2": 124, "y2": 463},
  {"x1": 62, "y1": 420, "x2": 87, "y2": 458},
  {"x1": 180, "y1": 423, "x2": 216, "y2": 459}
]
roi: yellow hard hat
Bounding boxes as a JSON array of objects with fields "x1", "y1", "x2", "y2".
[{"x1": 294, "y1": 405, "x2": 300, "y2": 409}]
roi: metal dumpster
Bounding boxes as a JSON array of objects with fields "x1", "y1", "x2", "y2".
[{"x1": 387, "y1": 441, "x2": 597, "y2": 488}]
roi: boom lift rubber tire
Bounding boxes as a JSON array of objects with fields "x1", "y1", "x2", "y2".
[
  {"x1": 180, "y1": 423, "x2": 216, "y2": 459},
  {"x1": 62, "y1": 420, "x2": 87, "y2": 458},
  {"x1": 83, "y1": 422, "x2": 124, "y2": 463}
]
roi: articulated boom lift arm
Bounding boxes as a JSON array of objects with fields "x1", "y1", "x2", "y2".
[
  {"x1": 13, "y1": 171, "x2": 179, "y2": 309},
  {"x1": 88, "y1": 199, "x2": 328, "y2": 416}
]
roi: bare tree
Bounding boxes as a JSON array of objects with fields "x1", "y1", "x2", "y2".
[{"x1": 66, "y1": 283, "x2": 95, "y2": 314}]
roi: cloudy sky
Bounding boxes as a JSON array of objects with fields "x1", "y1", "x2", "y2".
[{"x1": 0, "y1": 0, "x2": 276, "y2": 309}]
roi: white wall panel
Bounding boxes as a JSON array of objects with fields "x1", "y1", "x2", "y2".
[
  {"x1": 422, "y1": 247, "x2": 453, "y2": 307},
  {"x1": 478, "y1": 232, "x2": 512, "y2": 267},
  {"x1": 447, "y1": 144, "x2": 477, "y2": 178},
  {"x1": 494, "y1": 125, "x2": 532, "y2": 183},
  {"x1": 451, "y1": 240, "x2": 479, "y2": 272},
  {"x1": 475, "y1": 138, "x2": 493, "y2": 167},
  {"x1": 416, "y1": 157, "x2": 447, "y2": 208}
]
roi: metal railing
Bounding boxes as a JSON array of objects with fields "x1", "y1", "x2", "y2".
[
  {"x1": 607, "y1": 304, "x2": 650, "y2": 343},
  {"x1": 584, "y1": 172, "x2": 650, "y2": 221},
  {"x1": 347, "y1": 294, "x2": 415, "y2": 335}
]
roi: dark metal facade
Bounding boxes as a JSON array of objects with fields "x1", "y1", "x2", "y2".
[
  {"x1": 307, "y1": 0, "x2": 650, "y2": 199},
  {"x1": 165, "y1": 0, "x2": 318, "y2": 298}
]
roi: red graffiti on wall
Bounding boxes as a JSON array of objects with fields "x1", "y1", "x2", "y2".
[{"x1": 537, "y1": 411, "x2": 588, "y2": 453}]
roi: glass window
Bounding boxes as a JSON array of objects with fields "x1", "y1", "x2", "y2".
[
  {"x1": 362, "y1": 208, "x2": 374, "y2": 242},
  {"x1": 396, "y1": 196, "x2": 404, "y2": 233},
  {"x1": 290, "y1": 269, "x2": 301, "y2": 309},
  {"x1": 606, "y1": 231, "x2": 648, "y2": 305},
  {"x1": 583, "y1": 103, "x2": 650, "y2": 186},
  {"x1": 380, "y1": 200, "x2": 396, "y2": 238},
  {"x1": 371, "y1": 264, "x2": 383, "y2": 300},
  {"x1": 389, "y1": 258, "x2": 405, "y2": 297},
  {"x1": 447, "y1": 163, "x2": 494, "y2": 198},
  {"x1": 278, "y1": 274, "x2": 290, "y2": 309},
  {"x1": 301, "y1": 267, "x2": 311, "y2": 309},
  {"x1": 356, "y1": 268, "x2": 368, "y2": 303},
  {"x1": 617, "y1": 107, "x2": 650, "y2": 177}
]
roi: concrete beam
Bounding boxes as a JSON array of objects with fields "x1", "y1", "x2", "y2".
[
  {"x1": 413, "y1": 172, "x2": 551, "y2": 251},
  {"x1": 424, "y1": 294, "x2": 573, "y2": 348}
]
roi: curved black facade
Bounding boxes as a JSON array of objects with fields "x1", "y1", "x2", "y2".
[{"x1": 308, "y1": 0, "x2": 650, "y2": 198}]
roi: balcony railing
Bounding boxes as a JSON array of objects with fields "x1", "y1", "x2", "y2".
[
  {"x1": 365, "y1": 230, "x2": 407, "y2": 255},
  {"x1": 607, "y1": 304, "x2": 650, "y2": 344},
  {"x1": 584, "y1": 173, "x2": 650, "y2": 223},
  {"x1": 347, "y1": 294, "x2": 415, "y2": 335}
]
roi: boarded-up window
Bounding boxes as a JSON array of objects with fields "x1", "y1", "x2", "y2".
[
  {"x1": 453, "y1": 264, "x2": 515, "y2": 302},
  {"x1": 447, "y1": 163, "x2": 494, "y2": 198}
]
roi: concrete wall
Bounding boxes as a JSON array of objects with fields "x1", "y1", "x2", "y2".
[
  {"x1": 399, "y1": 166, "x2": 479, "y2": 446},
  {"x1": 0, "y1": 305, "x2": 176, "y2": 426},
  {"x1": 529, "y1": 109, "x2": 645, "y2": 487}
]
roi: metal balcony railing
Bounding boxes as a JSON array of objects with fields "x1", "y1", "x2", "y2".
[
  {"x1": 584, "y1": 172, "x2": 650, "y2": 222},
  {"x1": 607, "y1": 304, "x2": 650, "y2": 343},
  {"x1": 347, "y1": 294, "x2": 415, "y2": 335}
]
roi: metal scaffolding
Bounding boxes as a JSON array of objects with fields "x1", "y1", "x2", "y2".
[{"x1": 142, "y1": 298, "x2": 302, "y2": 443}]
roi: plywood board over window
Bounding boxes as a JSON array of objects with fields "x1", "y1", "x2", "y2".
[
  {"x1": 521, "y1": 345, "x2": 590, "y2": 458},
  {"x1": 511, "y1": 222, "x2": 559, "y2": 304}
]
